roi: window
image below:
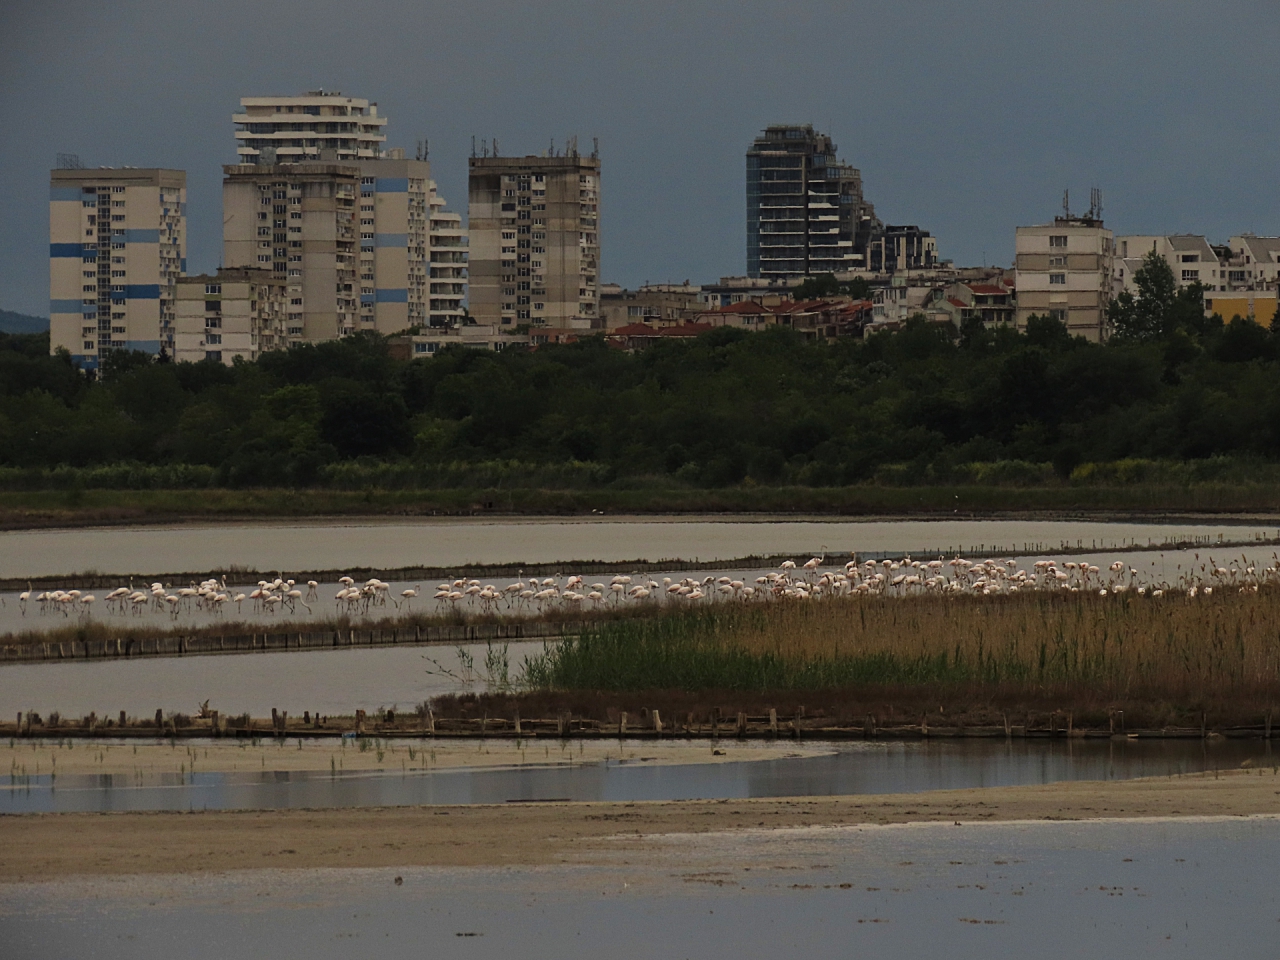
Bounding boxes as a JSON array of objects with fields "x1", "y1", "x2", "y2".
[
  {"x1": 205, "y1": 317, "x2": 222, "y2": 329},
  {"x1": 1048, "y1": 309, "x2": 1067, "y2": 322},
  {"x1": 291, "y1": 212, "x2": 302, "y2": 219},
  {"x1": 1181, "y1": 270, "x2": 1199, "y2": 281},
  {"x1": 1181, "y1": 254, "x2": 1199, "y2": 263},
  {"x1": 291, "y1": 297, "x2": 303, "y2": 305},
  {"x1": 1049, "y1": 235, "x2": 1067, "y2": 248},
  {"x1": 83, "y1": 341, "x2": 94, "y2": 350},
  {"x1": 205, "y1": 351, "x2": 222, "y2": 362},
  {"x1": 1049, "y1": 273, "x2": 1066, "y2": 285},
  {"x1": 1048, "y1": 256, "x2": 1065, "y2": 267},
  {"x1": 205, "y1": 284, "x2": 221, "y2": 295},
  {"x1": 533, "y1": 303, "x2": 544, "y2": 311}
]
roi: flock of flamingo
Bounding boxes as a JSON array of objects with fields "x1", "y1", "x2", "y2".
[
  {"x1": 15, "y1": 575, "x2": 418, "y2": 619},
  {"x1": 10, "y1": 551, "x2": 1272, "y2": 623}
]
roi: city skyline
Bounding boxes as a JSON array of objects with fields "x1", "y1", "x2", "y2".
[{"x1": 5, "y1": 0, "x2": 1280, "y2": 318}]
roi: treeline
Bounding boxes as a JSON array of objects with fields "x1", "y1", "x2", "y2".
[{"x1": 4, "y1": 259, "x2": 1280, "y2": 489}]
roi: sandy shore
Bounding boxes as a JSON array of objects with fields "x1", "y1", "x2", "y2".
[
  {"x1": 2, "y1": 768, "x2": 1277, "y2": 880},
  {"x1": 0, "y1": 737, "x2": 824, "y2": 779}
]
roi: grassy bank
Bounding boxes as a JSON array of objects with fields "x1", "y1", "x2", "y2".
[
  {"x1": 491, "y1": 590, "x2": 1280, "y2": 729},
  {"x1": 6, "y1": 482, "x2": 1280, "y2": 529}
]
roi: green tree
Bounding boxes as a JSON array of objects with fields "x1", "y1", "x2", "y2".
[{"x1": 1109, "y1": 250, "x2": 1207, "y2": 342}]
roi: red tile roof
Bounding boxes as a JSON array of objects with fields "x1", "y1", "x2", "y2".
[
  {"x1": 610, "y1": 323, "x2": 659, "y2": 336},
  {"x1": 703, "y1": 301, "x2": 773, "y2": 315},
  {"x1": 659, "y1": 322, "x2": 714, "y2": 337},
  {"x1": 947, "y1": 297, "x2": 968, "y2": 308},
  {"x1": 966, "y1": 283, "x2": 1006, "y2": 295}
]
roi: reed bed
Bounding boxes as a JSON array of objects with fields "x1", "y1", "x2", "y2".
[{"x1": 521, "y1": 588, "x2": 1280, "y2": 700}]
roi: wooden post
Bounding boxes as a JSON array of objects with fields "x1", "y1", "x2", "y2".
[
  {"x1": 480, "y1": 712, "x2": 487, "y2": 736},
  {"x1": 355, "y1": 709, "x2": 365, "y2": 735},
  {"x1": 863, "y1": 715, "x2": 873, "y2": 738},
  {"x1": 711, "y1": 706, "x2": 720, "y2": 740},
  {"x1": 1118, "y1": 710, "x2": 1124, "y2": 734},
  {"x1": 769, "y1": 708, "x2": 778, "y2": 737},
  {"x1": 154, "y1": 708, "x2": 163, "y2": 729},
  {"x1": 1267, "y1": 711, "x2": 1272, "y2": 741},
  {"x1": 426, "y1": 706, "x2": 435, "y2": 736},
  {"x1": 1003, "y1": 713, "x2": 1011, "y2": 738},
  {"x1": 736, "y1": 712, "x2": 747, "y2": 738},
  {"x1": 1067, "y1": 713, "x2": 1073, "y2": 738},
  {"x1": 119, "y1": 710, "x2": 127, "y2": 728},
  {"x1": 1050, "y1": 712, "x2": 1057, "y2": 737},
  {"x1": 921, "y1": 714, "x2": 929, "y2": 737},
  {"x1": 618, "y1": 712, "x2": 626, "y2": 737},
  {"x1": 557, "y1": 712, "x2": 567, "y2": 737},
  {"x1": 513, "y1": 710, "x2": 522, "y2": 736},
  {"x1": 652, "y1": 710, "x2": 663, "y2": 735},
  {"x1": 1201, "y1": 712, "x2": 1207, "y2": 739},
  {"x1": 793, "y1": 707, "x2": 803, "y2": 739},
  {"x1": 1108, "y1": 711, "x2": 1114, "y2": 735}
]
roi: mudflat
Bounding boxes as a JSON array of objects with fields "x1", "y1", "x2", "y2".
[
  {"x1": 2, "y1": 769, "x2": 1277, "y2": 880},
  {"x1": 0, "y1": 737, "x2": 825, "y2": 778}
]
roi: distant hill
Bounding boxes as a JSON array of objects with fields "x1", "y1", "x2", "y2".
[{"x1": 0, "y1": 310, "x2": 49, "y2": 335}]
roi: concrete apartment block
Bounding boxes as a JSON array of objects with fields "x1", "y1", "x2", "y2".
[
  {"x1": 49, "y1": 167, "x2": 186, "y2": 370},
  {"x1": 354, "y1": 157, "x2": 430, "y2": 334},
  {"x1": 233, "y1": 92, "x2": 386, "y2": 165},
  {"x1": 174, "y1": 268, "x2": 288, "y2": 365},
  {"x1": 746, "y1": 125, "x2": 880, "y2": 281},
  {"x1": 468, "y1": 153, "x2": 600, "y2": 328},
  {"x1": 222, "y1": 163, "x2": 360, "y2": 342},
  {"x1": 1015, "y1": 216, "x2": 1114, "y2": 341}
]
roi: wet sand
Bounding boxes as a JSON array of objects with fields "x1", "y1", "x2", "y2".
[
  {"x1": 0, "y1": 737, "x2": 825, "y2": 779},
  {"x1": 2, "y1": 767, "x2": 1277, "y2": 880}
]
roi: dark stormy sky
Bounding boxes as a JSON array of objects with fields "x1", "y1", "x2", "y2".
[{"x1": 3, "y1": 0, "x2": 1279, "y2": 316}]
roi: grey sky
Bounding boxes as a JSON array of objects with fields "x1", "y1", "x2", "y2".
[{"x1": 2, "y1": 0, "x2": 1278, "y2": 317}]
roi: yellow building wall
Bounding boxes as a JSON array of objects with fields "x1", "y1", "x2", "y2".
[{"x1": 1205, "y1": 295, "x2": 1278, "y2": 325}]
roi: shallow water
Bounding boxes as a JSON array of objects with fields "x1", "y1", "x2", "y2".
[
  {"x1": 3, "y1": 516, "x2": 1274, "y2": 579},
  {"x1": 2, "y1": 738, "x2": 1271, "y2": 813},
  {"x1": 2, "y1": 539, "x2": 1276, "y2": 637},
  {"x1": 0, "y1": 641, "x2": 546, "y2": 718},
  {"x1": 6, "y1": 816, "x2": 1279, "y2": 959}
]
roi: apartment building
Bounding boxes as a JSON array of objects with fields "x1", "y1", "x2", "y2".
[
  {"x1": 1113, "y1": 235, "x2": 1217, "y2": 296},
  {"x1": 746, "y1": 124, "x2": 881, "y2": 281},
  {"x1": 868, "y1": 225, "x2": 937, "y2": 273},
  {"x1": 601, "y1": 283, "x2": 702, "y2": 330},
  {"x1": 49, "y1": 167, "x2": 186, "y2": 369},
  {"x1": 1015, "y1": 215, "x2": 1113, "y2": 341},
  {"x1": 174, "y1": 268, "x2": 288, "y2": 364},
  {"x1": 233, "y1": 92, "x2": 386, "y2": 165},
  {"x1": 427, "y1": 184, "x2": 468, "y2": 326},
  {"x1": 222, "y1": 163, "x2": 360, "y2": 341},
  {"x1": 1113, "y1": 233, "x2": 1278, "y2": 323},
  {"x1": 468, "y1": 152, "x2": 600, "y2": 327}
]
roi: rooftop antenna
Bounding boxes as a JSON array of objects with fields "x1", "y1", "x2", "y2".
[
  {"x1": 1062, "y1": 189, "x2": 1071, "y2": 219},
  {"x1": 1089, "y1": 187, "x2": 1103, "y2": 222},
  {"x1": 592, "y1": 137, "x2": 599, "y2": 159},
  {"x1": 56, "y1": 153, "x2": 83, "y2": 169},
  {"x1": 471, "y1": 136, "x2": 476, "y2": 158},
  {"x1": 550, "y1": 138, "x2": 555, "y2": 157},
  {"x1": 493, "y1": 137, "x2": 499, "y2": 157}
]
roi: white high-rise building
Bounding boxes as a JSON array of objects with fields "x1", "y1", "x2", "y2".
[
  {"x1": 233, "y1": 92, "x2": 387, "y2": 165},
  {"x1": 49, "y1": 167, "x2": 186, "y2": 370}
]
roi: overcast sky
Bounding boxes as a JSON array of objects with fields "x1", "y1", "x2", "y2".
[{"x1": 3, "y1": 0, "x2": 1279, "y2": 317}]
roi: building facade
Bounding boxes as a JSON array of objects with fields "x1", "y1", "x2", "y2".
[
  {"x1": 174, "y1": 268, "x2": 288, "y2": 365},
  {"x1": 1015, "y1": 215, "x2": 1113, "y2": 341},
  {"x1": 746, "y1": 124, "x2": 880, "y2": 281},
  {"x1": 233, "y1": 92, "x2": 386, "y2": 165},
  {"x1": 49, "y1": 167, "x2": 186, "y2": 370},
  {"x1": 869, "y1": 225, "x2": 937, "y2": 273},
  {"x1": 428, "y1": 181, "x2": 468, "y2": 326},
  {"x1": 222, "y1": 163, "x2": 360, "y2": 342},
  {"x1": 468, "y1": 153, "x2": 600, "y2": 327}
]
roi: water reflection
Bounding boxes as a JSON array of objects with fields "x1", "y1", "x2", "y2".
[{"x1": 2, "y1": 737, "x2": 1269, "y2": 814}]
